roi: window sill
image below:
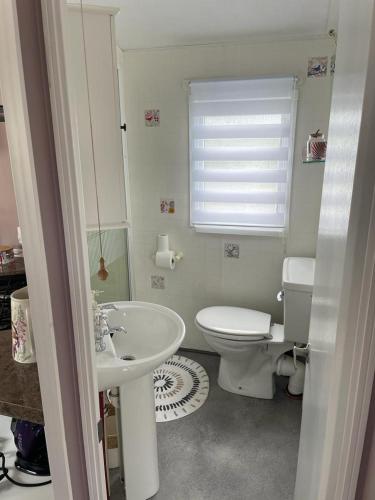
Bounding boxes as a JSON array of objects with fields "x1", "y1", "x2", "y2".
[{"x1": 192, "y1": 225, "x2": 285, "y2": 237}]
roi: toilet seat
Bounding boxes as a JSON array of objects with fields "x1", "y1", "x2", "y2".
[{"x1": 195, "y1": 306, "x2": 271, "y2": 341}]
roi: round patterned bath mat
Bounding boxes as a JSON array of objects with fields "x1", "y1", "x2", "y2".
[{"x1": 153, "y1": 355, "x2": 209, "y2": 422}]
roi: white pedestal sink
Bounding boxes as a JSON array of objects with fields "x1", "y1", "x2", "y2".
[{"x1": 96, "y1": 301, "x2": 185, "y2": 500}]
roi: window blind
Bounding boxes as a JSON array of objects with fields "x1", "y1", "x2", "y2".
[{"x1": 189, "y1": 77, "x2": 297, "y2": 231}]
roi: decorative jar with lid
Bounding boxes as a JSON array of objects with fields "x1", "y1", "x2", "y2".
[{"x1": 307, "y1": 129, "x2": 327, "y2": 160}]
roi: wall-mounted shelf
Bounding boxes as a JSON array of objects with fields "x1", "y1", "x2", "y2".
[{"x1": 303, "y1": 159, "x2": 326, "y2": 164}]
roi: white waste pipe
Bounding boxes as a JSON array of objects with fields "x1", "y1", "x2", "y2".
[{"x1": 276, "y1": 354, "x2": 305, "y2": 396}]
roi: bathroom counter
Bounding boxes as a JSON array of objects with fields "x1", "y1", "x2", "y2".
[
  {"x1": 0, "y1": 257, "x2": 25, "y2": 277},
  {"x1": 0, "y1": 257, "x2": 27, "y2": 331},
  {"x1": 0, "y1": 330, "x2": 43, "y2": 424}
]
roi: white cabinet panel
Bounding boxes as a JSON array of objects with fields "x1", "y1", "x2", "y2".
[{"x1": 67, "y1": 8, "x2": 126, "y2": 228}]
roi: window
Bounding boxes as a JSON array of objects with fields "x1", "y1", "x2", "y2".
[{"x1": 189, "y1": 77, "x2": 297, "y2": 234}]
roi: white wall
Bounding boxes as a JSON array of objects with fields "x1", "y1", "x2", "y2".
[{"x1": 122, "y1": 38, "x2": 334, "y2": 350}]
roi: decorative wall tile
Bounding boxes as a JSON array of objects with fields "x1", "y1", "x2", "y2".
[
  {"x1": 224, "y1": 243, "x2": 240, "y2": 258},
  {"x1": 307, "y1": 56, "x2": 328, "y2": 77},
  {"x1": 151, "y1": 275, "x2": 165, "y2": 289},
  {"x1": 160, "y1": 198, "x2": 175, "y2": 214},
  {"x1": 145, "y1": 109, "x2": 160, "y2": 127}
]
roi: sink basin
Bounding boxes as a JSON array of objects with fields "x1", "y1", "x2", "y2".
[
  {"x1": 96, "y1": 301, "x2": 185, "y2": 391},
  {"x1": 95, "y1": 301, "x2": 185, "y2": 500}
]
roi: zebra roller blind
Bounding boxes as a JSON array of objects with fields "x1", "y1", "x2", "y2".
[{"x1": 189, "y1": 76, "x2": 297, "y2": 231}]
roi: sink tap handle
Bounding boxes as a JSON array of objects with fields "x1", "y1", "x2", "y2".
[
  {"x1": 100, "y1": 315, "x2": 109, "y2": 333},
  {"x1": 108, "y1": 326, "x2": 127, "y2": 335},
  {"x1": 95, "y1": 310, "x2": 108, "y2": 326}
]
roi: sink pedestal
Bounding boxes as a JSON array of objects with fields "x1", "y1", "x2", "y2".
[
  {"x1": 96, "y1": 301, "x2": 185, "y2": 498},
  {"x1": 120, "y1": 373, "x2": 159, "y2": 500}
]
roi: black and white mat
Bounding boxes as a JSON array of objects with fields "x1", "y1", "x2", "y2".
[{"x1": 153, "y1": 355, "x2": 209, "y2": 422}]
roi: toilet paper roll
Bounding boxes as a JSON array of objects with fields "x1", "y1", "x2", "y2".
[
  {"x1": 157, "y1": 234, "x2": 169, "y2": 253},
  {"x1": 155, "y1": 250, "x2": 176, "y2": 270}
]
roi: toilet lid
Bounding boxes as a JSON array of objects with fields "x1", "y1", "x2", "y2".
[{"x1": 196, "y1": 306, "x2": 271, "y2": 338}]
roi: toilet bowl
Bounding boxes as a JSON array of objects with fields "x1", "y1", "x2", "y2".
[{"x1": 195, "y1": 257, "x2": 315, "y2": 399}]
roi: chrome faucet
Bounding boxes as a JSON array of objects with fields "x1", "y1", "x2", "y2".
[
  {"x1": 94, "y1": 304, "x2": 127, "y2": 352},
  {"x1": 100, "y1": 303, "x2": 119, "y2": 312}
]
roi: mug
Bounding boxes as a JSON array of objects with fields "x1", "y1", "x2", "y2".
[{"x1": 11, "y1": 287, "x2": 36, "y2": 364}]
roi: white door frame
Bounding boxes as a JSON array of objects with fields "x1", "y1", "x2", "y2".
[
  {"x1": 0, "y1": 3, "x2": 73, "y2": 498},
  {"x1": 294, "y1": 0, "x2": 375, "y2": 497},
  {"x1": 40, "y1": 1, "x2": 107, "y2": 497},
  {"x1": 116, "y1": 47, "x2": 136, "y2": 300},
  {"x1": 2, "y1": 0, "x2": 375, "y2": 500},
  {"x1": 0, "y1": 0, "x2": 106, "y2": 498}
]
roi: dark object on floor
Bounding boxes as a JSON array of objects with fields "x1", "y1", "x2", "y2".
[
  {"x1": 0, "y1": 450, "x2": 51, "y2": 488},
  {"x1": 0, "y1": 419, "x2": 51, "y2": 488},
  {"x1": 11, "y1": 418, "x2": 50, "y2": 476}
]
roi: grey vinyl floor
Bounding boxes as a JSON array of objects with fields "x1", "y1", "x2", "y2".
[{"x1": 110, "y1": 349, "x2": 302, "y2": 500}]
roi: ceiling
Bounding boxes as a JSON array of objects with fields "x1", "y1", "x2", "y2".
[{"x1": 68, "y1": 0, "x2": 339, "y2": 50}]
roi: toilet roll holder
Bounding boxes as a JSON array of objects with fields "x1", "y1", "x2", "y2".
[
  {"x1": 153, "y1": 234, "x2": 183, "y2": 270},
  {"x1": 153, "y1": 250, "x2": 184, "y2": 269}
]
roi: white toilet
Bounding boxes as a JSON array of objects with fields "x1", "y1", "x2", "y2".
[{"x1": 195, "y1": 257, "x2": 315, "y2": 399}]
